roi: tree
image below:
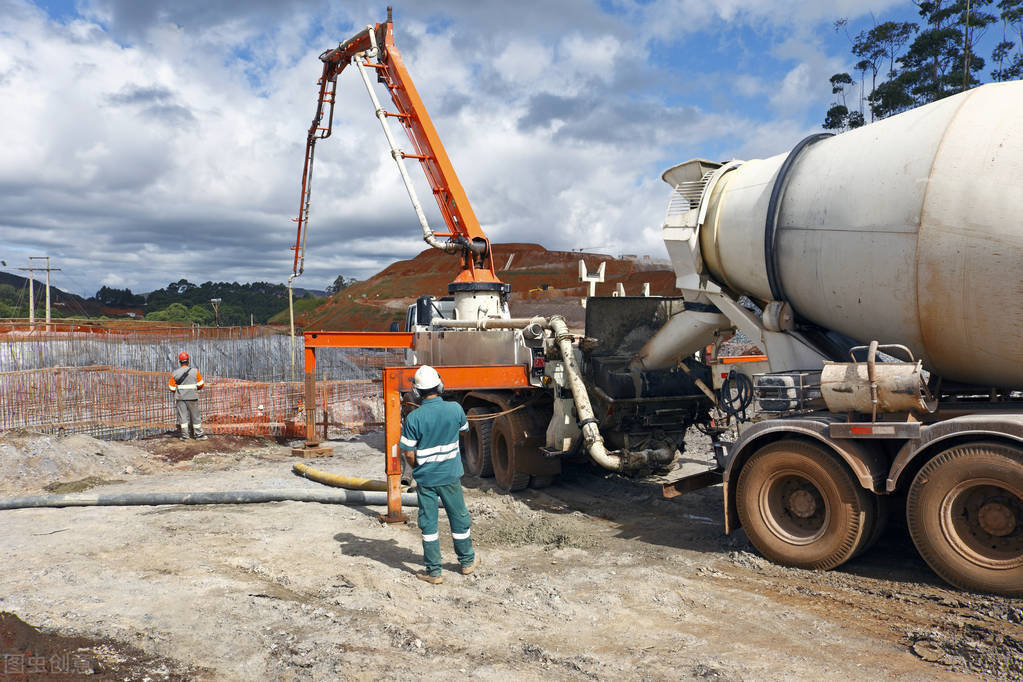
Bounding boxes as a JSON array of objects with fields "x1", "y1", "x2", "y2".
[
  {"x1": 0, "y1": 283, "x2": 17, "y2": 305},
  {"x1": 904, "y1": 0, "x2": 995, "y2": 101},
  {"x1": 830, "y1": 72, "x2": 854, "y2": 108},
  {"x1": 146, "y1": 302, "x2": 191, "y2": 322},
  {"x1": 216, "y1": 303, "x2": 246, "y2": 326},
  {"x1": 823, "y1": 104, "x2": 850, "y2": 131},
  {"x1": 326, "y1": 275, "x2": 357, "y2": 295},
  {"x1": 992, "y1": 0, "x2": 1023, "y2": 80},
  {"x1": 956, "y1": 0, "x2": 998, "y2": 89},
  {"x1": 823, "y1": 74, "x2": 866, "y2": 132},
  {"x1": 188, "y1": 305, "x2": 214, "y2": 325},
  {"x1": 874, "y1": 21, "x2": 920, "y2": 78},
  {"x1": 851, "y1": 28, "x2": 886, "y2": 120},
  {"x1": 868, "y1": 73, "x2": 919, "y2": 117},
  {"x1": 827, "y1": 2, "x2": 998, "y2": 130},
  {"x1": 93, "y1": 286, "x2": 143, "y2": 306}
]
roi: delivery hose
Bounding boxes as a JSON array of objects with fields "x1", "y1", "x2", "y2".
[
  {"x1": 547, "y1": 315, "x2": 625, "y2": 472},
  {"x1": 292, "y1": 462, "x2": 388, "y2": 491},
  {"x1": 0, "y1": 489, "x2": 419, "y2": 511}
]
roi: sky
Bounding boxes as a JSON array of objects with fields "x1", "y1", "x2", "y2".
[{"x1": 0, "y1": 0, "x2": 971, "y2": 296}]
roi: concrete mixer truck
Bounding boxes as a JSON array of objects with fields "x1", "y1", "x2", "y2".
[
  {"x1": 641, "y1": 80, "x2": 1023, "y2": 597},
  {"x1": 291, "y1": 12, "x2": 1021, "y2": 596},
  {"x1": 401, "y1": 81, "x2": 1023, "y2": 597}
]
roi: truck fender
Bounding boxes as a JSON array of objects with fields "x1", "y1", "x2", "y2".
[
  {"x1": 721, "y1": 419, "x2": 887, "y2": 535},
  {"x1": 886, "y1": 414, "x2": 1023, "y2": 493},
  {"x1": 461, "y1": 390, "x2": 516, "y2": 414}
]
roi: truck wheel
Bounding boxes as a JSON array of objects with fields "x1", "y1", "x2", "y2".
[
  {"x1": 906, "y1": 442, "x2": 1022, "y2": 596},
  {"x1": 462, "y1": 408, "x2": 494, "y2": 478},
  {"x1": 736, "y1": 440, "x2": 872, "y2": 570},
  {"x1": 491, "y1": 412, "x2": 531, "y2": 492},
  {"x1": 852, "y1": 492, "x2": 890, "y2": 559}
]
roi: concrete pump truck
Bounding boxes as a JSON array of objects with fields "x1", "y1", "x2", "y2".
[{"x1": 291, "y1": 10, "x2": 1023, "y2": 596}]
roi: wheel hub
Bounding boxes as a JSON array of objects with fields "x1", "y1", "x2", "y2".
[
  {"x1": 788, "y1": 489, "x2": 818, "y2": 518},
  {"x1": 978, "y1": 501, "x2": 1017, "y2": 537},
  {"x1": 940, "y1": 479, "x2": 1023, "y2": 570},
  {"x1": 759, "y1": 471, "x2": 829, "y2": 545}
]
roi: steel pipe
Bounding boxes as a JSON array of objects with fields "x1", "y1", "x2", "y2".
[
  {"x1": 353, "y1": 51, "x2": 457, "y2": 255},
  {"x1": 430, "y1": 317, "x2": 547, "y2": 330}
]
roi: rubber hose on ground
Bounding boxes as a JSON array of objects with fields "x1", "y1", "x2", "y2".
[
  {"x1": 0, "y1": 489, "x2": 419, "y2": 511},
  {"x1": 292, "y1": 462, "x2": 388, "y2": 491}
]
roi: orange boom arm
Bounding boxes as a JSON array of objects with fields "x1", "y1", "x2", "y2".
[{"x1": 291, "y1": 8, "x2": 503, "y2": 290}]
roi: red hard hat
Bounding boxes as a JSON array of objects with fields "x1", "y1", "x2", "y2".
[{"x1": 178, "y1": 352, "x2": 190, "y2": 363}]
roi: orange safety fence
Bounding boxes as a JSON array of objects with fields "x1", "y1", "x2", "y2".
[{"x1": 0, "y1": 366, "x2": 386, "y2": 440}]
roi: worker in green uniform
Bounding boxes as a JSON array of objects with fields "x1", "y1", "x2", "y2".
[{"x1": 400, "y1": 365, "x2": 478, "y2": 584}]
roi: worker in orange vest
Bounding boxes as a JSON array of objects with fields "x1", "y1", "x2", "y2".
[{"x1": 169, "y1": 352, "x2": 207, "y2": 440}]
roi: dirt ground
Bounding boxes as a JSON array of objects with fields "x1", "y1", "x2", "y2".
[{"x1": 1, "y1": 430, "x2": 1021, "y2": 681}]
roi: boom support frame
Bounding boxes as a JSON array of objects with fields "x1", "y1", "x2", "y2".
[{"x1": 291, "y1": 9, "x2": 502, "y2": 289}]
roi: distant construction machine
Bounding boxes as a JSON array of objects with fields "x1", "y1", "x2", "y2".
[{"x1": 290, "y1": 10, "x2": 1022, "y2": 597}]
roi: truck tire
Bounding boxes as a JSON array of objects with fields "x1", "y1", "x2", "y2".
[
  {"x1": 736, "y1": 439, "x2": 872, "y2": 570},
  {"x1": 851, "y1": 492, "x2": 890, "y2": 559},
  {"x1": 491, "y1": 412, "x2": 531, "y2": 492},
  {"x1": 906, "y1": 442, "x2": 1023, "y2": 596},
  {"x1": 462, "y1": 408, "x2": 494, "y2": 478}
]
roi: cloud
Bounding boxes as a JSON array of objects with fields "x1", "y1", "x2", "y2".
[{"x1": 0, "y1": 0, "x2": 896, "y2": 296}]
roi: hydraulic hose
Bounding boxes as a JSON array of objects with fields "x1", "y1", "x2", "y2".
[
  {"x1": 719, "y1": 370, "x2": 754, "y2": 421},
  {"x1": 0, "y1": 489, "x2": 419, "y2": 511},
  {"x1": 292, "y1": 462, "x2": 388, "y2": 491}
]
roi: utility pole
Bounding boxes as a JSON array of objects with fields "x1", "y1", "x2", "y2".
[
  {"x1": 210, "y1": 298, "x2": 222, "y2": 327},
  {"x1": 16, "y1": 257, "x2": 61, "y2": 329}
]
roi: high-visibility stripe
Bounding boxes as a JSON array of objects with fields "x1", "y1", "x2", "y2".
[
  {"x1": 196, "y1": 380, "x2": 205, "y2": 388},
  {"x1": 169, "y1": 385, "x2": 177, "y2": 391},
  {"x1": 459, "y1": 422, "x2": 469, "y2": 432},
  {"x1": 399, "y1": 436, "x2": 417, "y2": 449},
  {"x1": 416, "y1": 450, "x2": 458, "y2": 464},
  {"x1": 176, "y1": 383, "x2": 199, "y2": 390},
  {"x1": 451, "y1": 530, "x2": 470, "y2": 540},
  {"x1": 416, "y1": 440, "x2": 460, "y2": 457},
  {"x1": 421, "y1": 533, "x2": 439, "y2": 542}
]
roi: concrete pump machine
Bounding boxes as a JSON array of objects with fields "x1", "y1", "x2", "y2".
[{"x1": 291, "y1": 10, "x2": 1023, "y2": 596}]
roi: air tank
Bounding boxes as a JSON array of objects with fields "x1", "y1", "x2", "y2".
[{"x1": 687, "y1": 81, "x2": 1023, "y2": 389}]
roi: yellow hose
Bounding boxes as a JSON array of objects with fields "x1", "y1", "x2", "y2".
[{"x1": 292, "y1": 462, "x2": 389, "y2": 492}]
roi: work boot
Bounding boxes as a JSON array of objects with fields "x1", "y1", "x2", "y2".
[
  {"x1": 460, "y1": 556, "x2": 479, "y2": 575},
  {"x1": 179, "y1": 436, "x2": 189, "y2": 441},
  {"x1": 196, "y1": 435, "x2": 209, "y2": 441},
  {"x1": 416, "y1": 572, "x2": 443, "y2": 585}
]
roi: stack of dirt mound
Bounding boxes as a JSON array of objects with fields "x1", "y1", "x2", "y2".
[
  {"x1": 299, "y1": 243, "x2": 680, "y2": 331},
  {"x1": 0, "y1": 431, "x2": 165, "y2": 495}
]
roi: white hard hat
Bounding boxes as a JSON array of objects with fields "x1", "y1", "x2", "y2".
[{"x1": 413, "y1": 365, "x2": 442, "y2": 392}]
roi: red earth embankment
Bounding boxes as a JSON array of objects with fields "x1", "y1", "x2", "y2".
[{"x1": 299, "y1": 243, "x2": 680, "y2": 331}]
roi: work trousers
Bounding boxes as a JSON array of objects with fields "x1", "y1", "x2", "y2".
[
  {"x1": 175, "y1": 400, "x2": 204, "y2": 437},
  {"x1": 416, "y1": 480, "x2": 474, "y2": 576}
]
